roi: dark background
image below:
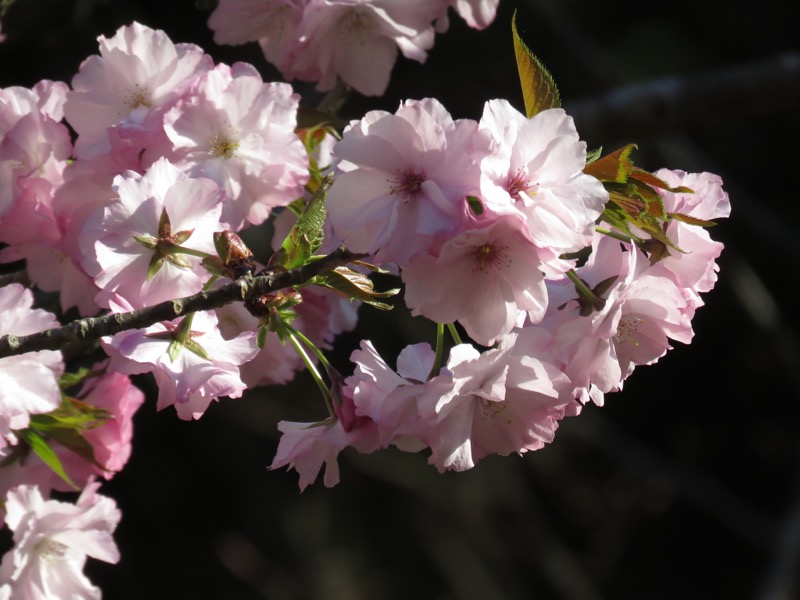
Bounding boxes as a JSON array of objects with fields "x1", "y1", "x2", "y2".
[{"x1": 2, "y1": 1, "x2": 799, "y2": 599}]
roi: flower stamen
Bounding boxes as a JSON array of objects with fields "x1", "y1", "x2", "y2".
[
  {"x1": 615, "y1": 315, "x2": 644, "y2": 345},
  {"x1": 210, "y1": 133, "x2": 240, "y2": 159}
]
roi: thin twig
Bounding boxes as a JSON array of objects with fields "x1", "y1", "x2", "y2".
[{"x1": 0, "y1": 248, "x2": 365, "y2": 358}]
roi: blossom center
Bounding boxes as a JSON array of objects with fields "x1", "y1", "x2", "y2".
[
  {"x1": 210, "y1": 133, "x2": 240, "y2": 160},
  {"x1": 506, "y1": 170, "x2": 536, "y2": 200},
  {"x1": 615, "y1": 315, "x2": 644, "y2": 345},
  {"x1": 471, "y1": 243, "x2": 509, "y2": 273},
  {"x1": 123, "y1": 83, "x2": 152, "y2": 111},
  {"x1": 271, "y1": 6, "x2": 293, "y2": 42},
  {"x1": 390, "y1": 170, "x2": 426, "y2": 198},
  {"x1": 478, "y1": 398, "x2": 512, "y2": 424},
  {"x1": 341, "y1": 10, "x2": 373, "y2": 46},
  {"x1": 34, "y1": 537, "x2": 68, "y2": 562}
]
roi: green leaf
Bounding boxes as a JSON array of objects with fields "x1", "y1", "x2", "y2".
[
  {"x1": 629, "y1": 168, "x2": 694, "y2": 194},
  {"x1": 147, "y1": 254, "x2": 165, "y2": 281},
  {"x1": 167, "y1": 339, "x2": 183, "y2": 363},
  {"x1": 586, "y1": 147, "x2": 603, "y2": 165},
  {"x1": 313, "y1": 267, "x2": 398, "y2": 310},
  {"x1": 184, "y1": 339, "x2": 210, "y2": 361},
  {"x1": 59, "y1": 367, "x2": 103, "y2": 391},
  {"x1": 512, "y1": 10, "x2": 561, "y2": 117},
  {"x1": 132, "y1": 233, "x2": 158, "y2": 250},
  {"x1": 256, "y1": 325, "x2": 268, "y2": 349},
  {"x1": 583, "y1": 144, "x2": 637, "y2": 183},
  {"x1": 272, "y1": 174, "x2": 332, "y2": 269},
  {"x1": 19, "y1": 428, "x2": 78, "y2": 489},
  {"x1": 29, "y1": 398, "x2": 109, "y2": 431},
  {"x1": 667, "y1": 212, "x2": 718, "y2": 227},
  {"x1": 42, "y1": 427, "x2": 102, "y2": 469}
]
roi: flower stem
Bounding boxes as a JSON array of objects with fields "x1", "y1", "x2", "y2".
[
  {"x1": 595, "y1": 226, "x2": 635, "y2": 245},
  {"x1": 427, "y1": 322, "x2": 446, "y2": 380},
  {"x1": 287, "y1": 330, "x2": 333, "y2": 415},
  {"x1": 447, "y1": 323, "x2": 463, "y2": 346}
]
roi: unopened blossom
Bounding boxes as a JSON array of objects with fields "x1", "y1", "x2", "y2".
[
  {"x1": 327, "y1": 97, "x2": 488, "y2": 266},
  {"x1": 102, "y1": 309, "x2": 259, "y2": 420},
  {"x1": 479, "y1": 100, "x2": 608, "y2": 259},
  {"x1": 287, "y1": 0, "x2": 437, "y2": 96},
  {"x1": 159, "y1": 62, "x2": 308, "y2": 228},
  {"x1": 79, "y1": 158, "x2": 225, "y2": 309},
  {"x1": 64, "y1": 22, "x2": 213, "y2": 158},
  {"x1": 0, "y1": 483, "x2": 120, "y2": 599},
  {"x1": 0, "y1": 284, "x2": 64, "y2": 449},
  {"x1": 403, "y1": 215, "x2": 551, "y2": 346}
]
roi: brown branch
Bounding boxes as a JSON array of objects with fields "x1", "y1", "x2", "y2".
[
  {"x1": 0, "y1": 247, "x2": 365, "y2": 358},
  {"x1": 566, "y1": 53, "x2": 800, "y2": 146}
]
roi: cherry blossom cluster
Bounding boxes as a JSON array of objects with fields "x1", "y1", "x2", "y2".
[
  {"x1": 208, "y1": 0, "x2": 500, "y2": 95},
  {"x1": 0, "y1": 21, "x2": 351, "y2": 594},
  {"x1": 0, "y1": 11, "x2": 730, "y2": 596},
  {"x1": 271, "y1": 98, "x2": 730, "y2": 488}
]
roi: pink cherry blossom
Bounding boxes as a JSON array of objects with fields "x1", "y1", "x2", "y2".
[
  {"x1": 158, "y1": 62, "x2": 308, "y2": 228},
  {"x1": 0, "y1": 284, "x2": 64, "y2": 449},
  {"x1": 79, "y1": 157, "x2": 225, "y2": 309},
  {"x1": 64, "y1": 22, "x2": 212, "y2": 158},
  {"x1": 287, "y1": 0, "x2": 437, "y2": 96},
  {"x1": 648, "y1": 169, "x2": 730, "y2": 311},
  {"x1": 420, "y1": 333, "x2": 574, "y2": 472},
  {"x1": 208, "y1": 0, "x2": 308, "y2": 70},
  {"x1": 346, "y1": 340, "x2": 437, "y2": 449},
  {"x1": 102, "y1": 310, "x2": 259, "y2": 420},
  {"x1": 0, "y1": 365, "x2": 143, "y2": 517},
  {"x1": 0, "y1": 173, "x2": 103, "y2": 316},
  {"x1": 434, "y1": 0, "x2": 500, "y2": 32},
  {"x1": 0, "y1": 81, "x2": 71, "y2": 218},
  {"x1": 270, "y1": 416, "x2": 380, "y2": 491},
  {"x1": 77, "y1": 367, "x2": 145, "y2": 477},
  {"x1": 479, "y1": 100, "x2": 608, "y2": 257},
  {"x1": 216, "y1": 283, "x2": 358, "y2": 388},
  {"x1": 403, "y1": 215, "x2": 550, "y2": 346},
  {"x1": 327, "y1": 97, "x2": 488, "y2": 266},
  {"x1": 0, "y1": 482, "x2": 120, "y2": 599},
  {"x1": 271, "y1": 339, "x2": 443, "y2": 490},
  {"x1": 546, "y1": 235, "x2": 693, "y2": 405}
]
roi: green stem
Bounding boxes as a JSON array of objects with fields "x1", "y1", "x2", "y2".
[
  {"x1": 287, "y1": 331, "x2": 333, "y2": 415},
  {"x1": 595, "y1": 226, "x2": 635, "y2": 244},
  {"x1": 427, "y1": 322, "x2": 446, "y2": 381},
  {"x1": 175, "y1": 246, "x2": 213, "y2": 260},
  {"x1": 565, "y1": 269, "x2": 605, "y2": 312},
  {"x1": 284, "y1": 323, "x2": 334, "y2": 375},
  {"x1": 202, "y1": 275, "x2": 219, "y2": 292},
  {"x1": 447, "y1": 323, "x2": 463, "y2": 346}
]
